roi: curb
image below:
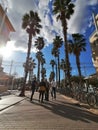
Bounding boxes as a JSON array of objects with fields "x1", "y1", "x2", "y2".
[{"x1": 0, "y1": 97, "x2": 26, "y2": 112}]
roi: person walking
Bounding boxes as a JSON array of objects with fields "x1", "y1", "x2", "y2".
[
  {"x1": 30, "y1": 77, "x2": 37, "y2": 101},
  {"x1": 38, "y1": 79, "x2": 46, "y2": 103},
  {"x1": 51, "y1": 79, "x2": 57, "y2": 100},
  {"x1": 45, "y1": 79, "x2": 50, "y2": 101}
]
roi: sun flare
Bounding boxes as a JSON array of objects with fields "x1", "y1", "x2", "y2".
[{"x1": 0, "y1": 41, "x2": 15, "y2": 58}]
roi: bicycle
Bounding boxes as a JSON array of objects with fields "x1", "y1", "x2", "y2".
[
  {"x1": 87, "y1": 88, "x2": 98, "y2": 107},
  {"x1": 75, "y1": 90, "x2": 89, "y2": 103}
]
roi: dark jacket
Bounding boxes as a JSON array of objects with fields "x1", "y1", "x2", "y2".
[
  {"x1": 31, "y1": 80, "x2": 36, "y2": 90},
  {"x1": 39, "y1": 81, "x2": 46, "y2": 91},
  {"x1": 39, "y1": 81, "x2": 46, "y2": 87}
]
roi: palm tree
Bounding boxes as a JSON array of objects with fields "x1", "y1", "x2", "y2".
[
  {"x1": 28, "y1": 58, "x2": 36, "y2": 83},
  {"x1": 40, "y1": 56, "x2": 45, "y2": 70},
  {"x1": 53, "y1": 35, "x2": 63, "y2": 87},
  {"x1": 60, "y1": 59, "x2": 66, "y2": 73},
  {"x1": 49, "y1": 71, "x2": 55, "y2": 81},
  {"x1": 20, "y1": 11, "x2": 42, "y2": 96},
  {"x1": 34, "y1": 37, "x2": 45, "y2": 50},
  {"x1": 60, "y1": 59, "x2": 67, "y2": 87},
  {"x1": 53, "y1": 0, "x2": 75, "y2": 88},
  {"x1": 68, "y1": 33, "x2": 86, "y2": 87},
  {"x1": 34, "y1": 37, "x2": 45, "y2": 81},
  {"x1": 51, "y1": 47, "x2": 58, "y2": 82},
  {"x1": 50, "y1": 59, "x2": 56, "y2": 72},
  {"x1": 36, "y1": 51, "x2": 44, "y2": 81},
  {"x1": 40, "y1": 56, "x2": 46, "y2": 79},
  {"x1": 41, "y1": 67, "x2": 46, "y2": 80}
]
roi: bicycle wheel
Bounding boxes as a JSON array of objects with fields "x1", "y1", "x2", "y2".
[
  {"x1": 82, "y1": 92, "x2": 87, "y2": 103},
  {"x1": 87, "y1": 93, "x2": 97, "y2": 107}
]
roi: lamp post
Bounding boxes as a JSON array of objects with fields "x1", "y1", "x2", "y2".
[{"x1": 11, "y1": 72, "x2": 17, "y2": 93}]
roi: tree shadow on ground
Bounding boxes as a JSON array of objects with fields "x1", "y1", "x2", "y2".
[{"x1": 27, "y1": 94, "x2": 98, "y2": 123}]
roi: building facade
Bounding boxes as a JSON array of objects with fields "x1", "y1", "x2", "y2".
[
  {"x1": 0, "y1": 4, "x2": 15, "y2": 92},
  {"x1": 0, "y1": 4, "x2": 15, "y2": 72},
  {"x1": 89, "y1": 13, "x2": 98, "y2": 75}
]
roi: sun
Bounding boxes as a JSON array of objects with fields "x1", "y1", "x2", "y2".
[{"x1": 0, "y1": 41, "x2": 15, "y2": 58}]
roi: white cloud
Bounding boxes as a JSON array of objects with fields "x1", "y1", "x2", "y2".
[
  {"x1": 68, "y1": 0, "x2": 98, "y2": 34},
  {"x1": 38, "y1": 0, "x2": 49, "y2": 9},
  {"x1": 89, "y1": 0, "x2": 98, "y2": 5},
  {"x1": 1, "y1": 0, "x2": 97, "y2": 53},
  {"x1": 6, "y1": 0, "x2": 37, "y2": 52}
]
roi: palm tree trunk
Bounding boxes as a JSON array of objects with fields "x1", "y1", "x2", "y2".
[
  {"x1": 37, "y1": 60, "x2": 40, "y2": 81},
  {"x1": 61, "y1": 12, "x2": 71, "y2": 88},
  {"x1": 76, "y1": 55, "x2": 81, "y2": 77},
  {"x1": 58, "y1": 55, "x2": 60, "y2": 88},
  {"x1": 41, "y1": 64, "x2": 43, "y2": 79},
  {"x1": 76, "y1": 55, "x2": 82, "y2": 88},
  {"x1": 52, "y1": 66, "x2": 54, "y2": 72},
  {"x1": 53, "y1": 65, "x2": 55, "y2": 73},
  {"x1": 55, "y1": 57, "x2": 58, "y2": 83},
  {"x1": 19, "y1": 33, "x2": 32, "y2": 96}
]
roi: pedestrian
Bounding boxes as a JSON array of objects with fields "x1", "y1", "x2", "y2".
[
  {"x1": 45, "y1": 79, "x2": 50, "y2": 101},
  {"x1": 51, "y1": 79, "x2": 57, "y2": 100},
  {"x1": 30, "y1": 77, "x2": 37, "y2": 101},
  {"x1": 38, "y1": 79, "x2": 46, "y2": 103}
]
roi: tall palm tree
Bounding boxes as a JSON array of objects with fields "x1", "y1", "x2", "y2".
[
  {"x1": 51, "y1": 47, "x2": 58, "y2": 82},
  {"x1": 34, "y1": 37, "x2": 45, "y2": 50},
  {"x1": 20, "y1": 11, "x2": 42, "y2": 96},
  {"x1": 36, "y1": 51, "x2": 44, "y2": 81},
  {"x1": 50, "y1": 59, "x2": 56, "y2": 72},
  {"x1": 60, "y1": 59, "x2": 67, "y2": 87},
  {"x1": 60, "y1": 59, "x2": 67, "y2": 74},
  {"x1": 40, "y1": 56, "x2": 45, "y2": 70},
  {"x1": 53, "y1": 0, "x2": 75, "y2": 88},
  {"x1": 28, "y1": 58, "x2": 36, "y2": 83},
  {"x1": 34, "y1": 37, "x2": 45, "y2": 81},
  {"x1": 40, "y1": 56, "x2": 46, "y2": 79},
  {"x1": 41, "y1": 67, "x2": 46, "y2": 80},
  {"x1": 53, "y1": 35, "x2": 63, "y2": 87},
  {"x1": 49, "y1": 71, "x2": 55, "y2": 81},
  {"x1": 68, "y1": 33, "x2": 86, "y2": 86}
]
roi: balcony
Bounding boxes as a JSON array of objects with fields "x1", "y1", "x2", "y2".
[{"x1": 89, "y1": 31, "x2": 98, "y2": 43}]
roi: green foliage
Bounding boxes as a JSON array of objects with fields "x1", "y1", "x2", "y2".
[
  {"x1": 70, "y1": 76, "x2": 84, "y2": 83},
  {"x1": 87, "y1": 78, "x2": 98, "y2": 88},
  {"x1": 53, "y1": 0, "x2": 75, "y2": 20},
  {"x1": 34, "y1": 37, "x2": 45, "y2": 50},
  {"x1": 49, "y1": 71, "x2": 55, "y2": 81}
]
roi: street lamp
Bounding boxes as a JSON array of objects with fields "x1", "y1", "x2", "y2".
[{"x1": 11, "y1": 72, "x2": 17, "y2": 92}]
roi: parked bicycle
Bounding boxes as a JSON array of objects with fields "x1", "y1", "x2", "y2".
[
  {"x1": 74, "y1": 86, "x2": 98, "y2": 108},
  {"x1": 87, "y1": 87, "x2": 98, "y2": 107},
  {"x1": 75, "y1": 89, "x2": 89, "y2": 103}
]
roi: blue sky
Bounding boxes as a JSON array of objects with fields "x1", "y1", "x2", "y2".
[{"x1": 0, "y1": 0, "x2": 98, "y2": 79}]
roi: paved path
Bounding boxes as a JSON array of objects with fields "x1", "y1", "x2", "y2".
[
  {"x1": 0, "y1": 91, "x2": 98, "y2": 130},
  {"x1": 0, "y1": 94, "x2": 25, "y2": 111}
]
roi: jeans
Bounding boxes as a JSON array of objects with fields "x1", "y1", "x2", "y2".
[
  {"x1": 39, "y1": 91, "x2": 45, "y2": 102},
  {"x1": 51, "y1": 87, "x2": 56, "y2": 99}
]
